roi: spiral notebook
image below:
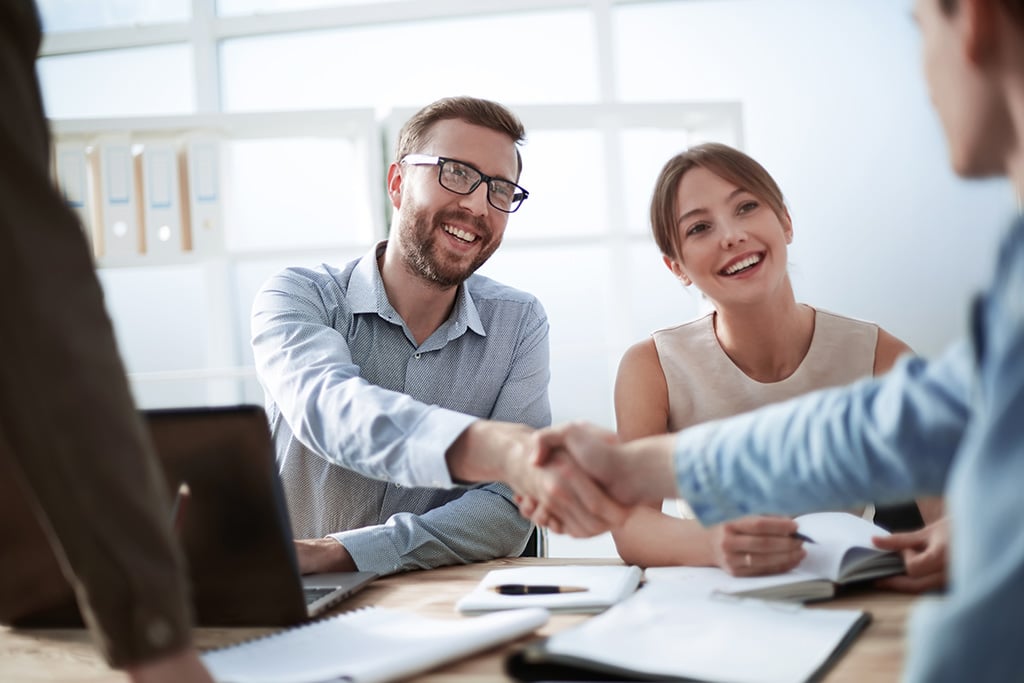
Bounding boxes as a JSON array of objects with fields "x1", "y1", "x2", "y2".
[{"x1": 202, "y1": 606, "x2": 549, "y2": 683}]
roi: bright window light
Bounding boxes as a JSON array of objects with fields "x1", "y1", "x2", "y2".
[
  {"x1": 220, "y1": 10, "x2": 598, "y2": 111},
  {"x1": 36, "y1": 0, "x2": 190, "y2": 32},
  {"x1": 38, "y1": 44, "x2": 195, "y2": 118},
  {"x1": 221, "y1": 138, "x2": 375, "y2": 251}
]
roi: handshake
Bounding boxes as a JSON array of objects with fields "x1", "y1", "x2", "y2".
[{"x1": 446, "y1": 420, "x2": 680, "y2": 537}]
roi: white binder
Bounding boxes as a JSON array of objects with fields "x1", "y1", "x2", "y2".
[
  {"x1": 135, "y1": 140, "x2": 189, "y2": 257},
  {"x1": 52, "y1": 140, "x2": 99, "y2": 258},
  {"x1": 183, "y1": 137, "x2": 223, "y2": 256},
  {"x1": 90, "y1": 137, "x2": 142, "y2": 261}
]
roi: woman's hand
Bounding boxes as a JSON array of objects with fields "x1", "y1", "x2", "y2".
[
  {"x1": 872, "y1": 517, "x2": 949, "y2": 593},
  {"x1": 709, "y1": 516, "x2": 807, "y2": 577}
]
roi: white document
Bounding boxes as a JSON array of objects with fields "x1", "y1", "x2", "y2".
[
  {"x1": 508, "y1": 582, "x2": 869, "y2": 683},
  {"x1": 456, "y1": 564, "x2": 643, "y2": 615},
  {"x1": 644, "y1": 565, "x2": 835, "y2": 602},
  {"x1": 203, "y1": 606, "x2": 548, "y2": 683}
]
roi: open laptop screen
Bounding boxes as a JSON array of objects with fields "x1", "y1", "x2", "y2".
[
  {"x1": 15, "y1": 405, "x2": 319, "y2": 627},
  {"x1": 147, "y1": 405, "x2": 310, "y2": 626}
]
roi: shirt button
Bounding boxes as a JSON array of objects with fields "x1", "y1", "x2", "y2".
[{"x1": 414, "y1": 353, "x2": 421, "y2": 359}]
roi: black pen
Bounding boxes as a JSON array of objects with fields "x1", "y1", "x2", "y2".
[
  {"x1": 791, "y1": 532, "x2": 816, "y2": 544},
  {"x1": 490, "y1": 584, "x2": 589, "y2": 595}
]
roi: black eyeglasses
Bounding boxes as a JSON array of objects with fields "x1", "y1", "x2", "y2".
[{"x1": 400, "y1": 154, "x2": 529, "y2": 213}]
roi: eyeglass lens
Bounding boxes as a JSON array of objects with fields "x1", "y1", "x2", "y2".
[{"x1": 438, "y1": 160, "x2": 521, "y2": 212}]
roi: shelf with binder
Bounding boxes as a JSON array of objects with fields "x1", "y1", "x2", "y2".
[
  {"x1": 49, "y1": 109, "x2": 384, "y2": 269},
  {"x1": 50, "y1": 133, "x2": 222, "y2": 267},
  {"x1": 50, "y1": 110, "x2": 384, "y2": 410}
]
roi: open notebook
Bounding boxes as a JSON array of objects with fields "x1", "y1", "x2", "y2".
[
  {"x1": 506, "y1": 583, "x2": 870, "y2": 683},
  {"x1": 203, "y1": 606, "x2": 549, "y2": 683},
  {"x1": 646, "y1": 512, "x2": 905, "y2": 602}
]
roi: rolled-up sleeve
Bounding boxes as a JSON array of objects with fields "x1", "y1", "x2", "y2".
[{"x1": 252, "y1": 270, "x2": 473, "y2": 488}]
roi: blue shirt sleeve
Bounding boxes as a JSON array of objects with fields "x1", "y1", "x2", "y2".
[
  {"x1": 674, "y1": 340, "x2": 971, "y2": 524},
  {"x1": 327, "y1": 307, "x2": 550, "y2": 573},
  {"x1": 674, "y1": 216, "x2": 1024, "y2": 682},
  {"x1": 251, "y1": 268, "x2": 473, "y2": 488}
]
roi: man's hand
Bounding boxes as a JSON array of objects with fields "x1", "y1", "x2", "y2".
[
  {"x1": 872, "y1": 517, "x2": 949, "y2": 594},
  {"x1": 539, "y1": 421, "x2": 677, "y2": 506},
  {"x1": 511, "y1": 446, "x2": 631, "y2": 537},
  {"x1": 294, "y1": 538, "x2": 356, "y2": 574},
  {"x1": 708, "y1": 516, "x2": 806, "y2": 577},
  {"x1": 446, "y1": 420, "x2": 628, "y2": 537}
]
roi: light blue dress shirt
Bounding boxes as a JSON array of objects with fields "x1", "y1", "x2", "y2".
[
  {"x1": 251, "y1": 241, "x2": 550, "y2": 575},
  {"x1": 674, "y1": 216, "x2": 1024, "y2": 681}
]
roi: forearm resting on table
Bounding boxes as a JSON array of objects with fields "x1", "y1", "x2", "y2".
[
  {"x1": 611, "y1": 505, "x2": 716, "y2": 567},
  {"x1": 294, "y1": 538, "x2": 356, "y2": 574}
]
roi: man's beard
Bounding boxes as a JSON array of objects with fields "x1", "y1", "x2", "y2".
[{"x1": 399, "y1": 206, "x2": 501, "y2": 289}]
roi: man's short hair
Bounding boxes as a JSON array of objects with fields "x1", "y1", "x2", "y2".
[{"x1": 395, "y1": 96, "x2": 526, "y2": 179}]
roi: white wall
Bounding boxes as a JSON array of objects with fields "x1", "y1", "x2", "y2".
[{"x1": 616, "y1": 0, "x2": 1013, "y2": 358}]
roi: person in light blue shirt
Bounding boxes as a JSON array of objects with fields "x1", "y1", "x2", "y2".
[
  {"x1": 524, "y1": 0, "x2": 1024, "y2": 679},
  {"x1": 252, "y1": 97, "x2": 625, "y2": 576}
]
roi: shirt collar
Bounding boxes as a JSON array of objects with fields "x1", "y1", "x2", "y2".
[{"x1": 349, "y1": 240, "x2": 485, "y2": 338}]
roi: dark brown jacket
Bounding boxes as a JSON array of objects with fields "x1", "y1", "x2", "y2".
[{"x1": 0, "y1": 0, "x2": 193, "y2": 667}]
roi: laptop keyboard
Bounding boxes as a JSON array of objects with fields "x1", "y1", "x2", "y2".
[{"x1": 303, "y1": 587, "x2": 336, "y2": 605}]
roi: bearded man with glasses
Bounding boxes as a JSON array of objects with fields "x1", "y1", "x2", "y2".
[{"x1": 252, "y1": 96, "x2": 625, "y2": 577}]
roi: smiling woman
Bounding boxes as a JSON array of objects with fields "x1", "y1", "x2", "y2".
[{"x1": 607, "y1": 142, "x2": 945, "y2": 582}]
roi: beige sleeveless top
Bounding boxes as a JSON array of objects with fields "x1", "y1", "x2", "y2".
[
  {"x1": 653, "y1": 308, "x2": 878, "y2": 432},
  {"x1": 652, "y1": 308, "x2": 878, "y2": 518}
]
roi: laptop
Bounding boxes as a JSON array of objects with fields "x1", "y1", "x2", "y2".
[
  {"x1": 19, "y1": 405, "x2": 375, "y2": 627},
  {"x1": 146, "y1": 404, "x2": 376, "y2": 625}
]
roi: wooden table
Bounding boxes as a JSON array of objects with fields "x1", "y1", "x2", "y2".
[{"x1": 0, "y1": 558, "x2": 914, "y2": 682}]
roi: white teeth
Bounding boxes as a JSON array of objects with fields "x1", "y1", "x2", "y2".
[
  {"x1": 443, "y1": 224, "x2": 477, "y2": 242},
  {"x1": 723, "y1": 254, "x2": 762, "y2": 275}
]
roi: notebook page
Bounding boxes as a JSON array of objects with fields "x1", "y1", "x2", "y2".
[
  {"x1": 644, "y1": 565, "x2": 830, "y2": 600},
  {"x1": 796, "y1": 512, "x2": 891, "y2": 581},
  {"x1": 541, "y1": 583, "x2": 866, "y2": 683}
]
